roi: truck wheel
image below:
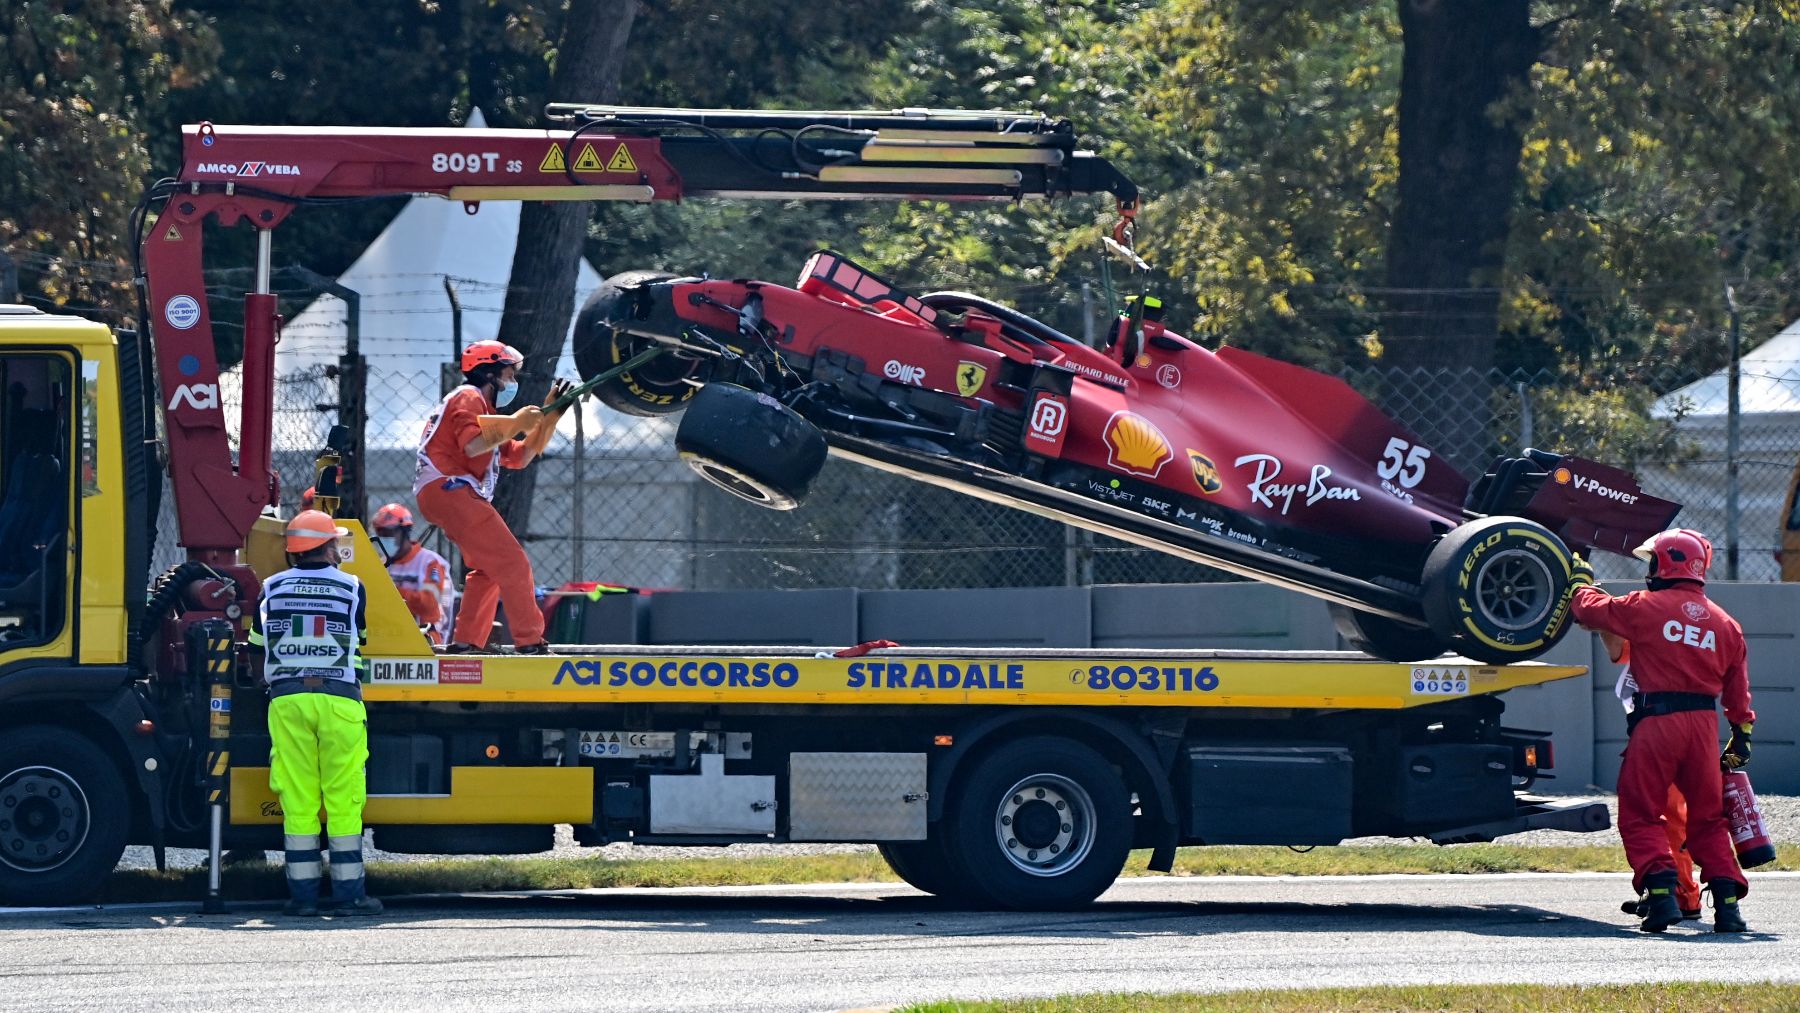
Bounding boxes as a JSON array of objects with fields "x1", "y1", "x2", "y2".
[
  {"x1": 943, "y1": 736, "x2": 1132, "y2": 911},
  {"x1": 0, "y1": 727, "x2": 130, "y2": 906},
  {"x1": 574, "y1": 270, "x2": 709, "y2": 417},
  {"x1": 675, "y1": 383, "x2": 828, "y2": 510},
  {"x1": 1421, "y1": 516, "x2": 1576, "y2": 665},
  {"x1": 1329, "y1": 604, "x2": 1448, "y2": 662},
  {"x1": 878, "y1": 837, "x2": 969, "y2": 901}
]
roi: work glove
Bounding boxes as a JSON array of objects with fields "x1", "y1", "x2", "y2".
[
  {"x1": 547, "y1": 377, "x2": 576, "y2": 408},
  {"x1": 1568, "y1": 554, "x2": 1596, "y2": 588},
  {"x1": 1722, "y1": 722, "x2": 1753, "y2": 770}
]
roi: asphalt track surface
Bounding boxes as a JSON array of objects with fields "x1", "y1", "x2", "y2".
[{"x1": 2, "y1": 874, "x2": 1795, "y2": 1013}]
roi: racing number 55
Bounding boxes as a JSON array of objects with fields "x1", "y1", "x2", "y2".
[{"x1": 1378, "y1": 437, "x2": 1431, "y2": 489}]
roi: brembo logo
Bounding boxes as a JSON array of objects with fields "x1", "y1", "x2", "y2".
[{"x1": 195, "y1": 161, "x2": 302, "y2": 177}]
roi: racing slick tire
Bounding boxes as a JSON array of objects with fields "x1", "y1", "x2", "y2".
[
  {"x1": 1329, "y1": 604, "x2": 1448, "y2": 663},
  {"x1": 0, "y1": 727, "x2": 131, "y2": 907},
  {"x1": 674, "y1": 382, "x2": 828, "y2": 510},
  {"x1": 574, "y1": 270, "x2": 709, "y2": 416},
  {"x1": 942, "y1": 736, "x2": 1132, "y2": 911},
  {"x1": 1420, "y1": 516, "x2": 1578, "y2": 665}
]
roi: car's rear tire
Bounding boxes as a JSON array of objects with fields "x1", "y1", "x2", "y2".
[
  {"x1": 1421, "y1": 516, "x2": 1577, "y2": 665},
  {"x1": 941, "y1": 736, "x2": 1132, "y2": 911},
  {"x1": 1329, "y1": 604, "x2": 1448, "y2": 662},
  {"x1": 574, "y1": 270, "x2": 710, "y2": 417},
  {"x1": 0, "y1": 727, "x2": 130, "y2": 907},
  {"x1": 674, "y1": 383, "x2": 828, "y2": 510}
]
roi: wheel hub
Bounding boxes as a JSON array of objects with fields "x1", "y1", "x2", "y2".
[
  {"x1": 0, "y1": 766, "x2": 90, "y2": 873},
  {"x1": 1476, "y1": 549, "x2": 1555, "y2": 631},
  {"x1": 993, "y1": 774, "x2": 1095, "y2": 878}
]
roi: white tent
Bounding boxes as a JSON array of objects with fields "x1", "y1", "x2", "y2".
[{"x1": 1641, "y1": 318, "x2": 1800, "y2": 581}]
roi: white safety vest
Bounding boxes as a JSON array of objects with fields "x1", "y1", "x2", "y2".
[
  {"x1": 387, "y1": 544, "x2": 456, "y2": 643},
  {"x1": 259, "y1": 565, "x2": 365, "y2": 686},
  {"x1": 413, "y1": 384, "x2": 502, "y2": 501}
]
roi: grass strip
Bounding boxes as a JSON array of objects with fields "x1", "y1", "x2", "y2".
[
  {"x1": 93, "y1": 843, "x2": 1800, "y2": 906},
  {"x1": 895, "y1": 982, "x2": 1800, "y2": 1012}
]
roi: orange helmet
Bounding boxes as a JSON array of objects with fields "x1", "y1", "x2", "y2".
[
  {"x1": 371, "y1": 502, "x2": 415, "y2": 531},
  {"x1": 1633, "y1": 528, "x2": 1712, "y2": 584},
  {"x1": 300, "y1": 486, "x2": 317, "y2": 510},
  {"x1": 285, "y1": 509, "x2": 349, "y2": 553},
  {"x1": 461, "y1": 340, "x2": 524, "y2": 374}
]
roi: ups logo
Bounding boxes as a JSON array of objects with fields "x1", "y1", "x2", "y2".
[{"x1": 1188, "y1": 450, "x2": 1223, "y2": 494}]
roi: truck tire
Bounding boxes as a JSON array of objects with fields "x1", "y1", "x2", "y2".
[
  {"x1": 0, "y1": 727, "x2": 130, "y2": 906},
  {"x1": 1329, "y1": 604, "x2": 1448, "y2": 663},
  {"x1": 574, "y1": 270, "x2": 709, "y2": 417},
  {"x1": 1421, "y1": 516, "x2": 1577, "y2": 665},
  {"x1": 942, "y1": 736, "x2": 1132, "y2": 911},
  {"x1": 878, "y1": 837, "x2": 969, "y2": 901},
  {"x1": 675, "y1": 383, "x2": 828, "y2": 510}
]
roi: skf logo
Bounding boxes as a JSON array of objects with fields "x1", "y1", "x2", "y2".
[
  {"x1": 1188, "y1": 450, "x2": 1222, "y2": 494},
  {"x1": 883, "y1": 359, "x2": 926, "y2": 385},
  {"x1": 168, "y1": 382, "x2": 220, "y2": 411},
  {"x1": 1103, "y1": 411, "x2": 1173, "y2": 478},
  {"x1": 1024, "y1": 393, "x2": 1069, "y2": 456},
  {"x1": 955, "y1": 361, "x2": 988, "y2": 397}
]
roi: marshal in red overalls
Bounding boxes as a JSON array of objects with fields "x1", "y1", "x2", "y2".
[{"x1": 1570, "y1": 528, "x2": 1755, "y2": 934}]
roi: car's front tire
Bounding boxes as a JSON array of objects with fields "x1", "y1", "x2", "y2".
[
  {"x1": 1421, "y1": 516, "x2": 1578, "y2": 664},
  {"x1": 675, "y1": 383, "x2": 828, "y2": 510},
  {"x1": 574, "y1": 270, "x2": 710, "y2": 417}
]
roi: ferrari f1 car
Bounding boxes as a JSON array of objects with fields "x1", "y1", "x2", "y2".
[{"x1": 573, "y1": 252, "x2": 1679, "y2": 664}]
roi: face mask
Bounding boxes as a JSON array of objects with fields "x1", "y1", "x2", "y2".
[
  {"x1": 495, "y1": 380, "x2": 519, "y2": 408},
  {"x1": 376, "y1": 536, "x2": 401, "y2": 558}
]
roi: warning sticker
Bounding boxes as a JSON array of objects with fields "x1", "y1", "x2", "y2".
[
  {"x1": 605, "y1": 143, "x2": 638, "y2": 174},
  {"x1": 572, "y1": 142, "x2": 605, "y2": 172},
  {"x1": 1410, "y1": 666, "x2": 1471, "y2": 696},
  {"x1": 539, "y1": 145, "x2": 566, "y2": 173}
]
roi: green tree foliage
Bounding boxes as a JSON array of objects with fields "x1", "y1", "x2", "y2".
[{"x1": 0, "y1": 0, "x2": 216, "y2": 316}]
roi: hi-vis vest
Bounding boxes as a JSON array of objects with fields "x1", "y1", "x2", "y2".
[
  {"x1": 259, "y1": 565, "x2": 364, "y2": 686},
  {"x1": 413, "y1": 384, "x2": 501, "y2": 501}
]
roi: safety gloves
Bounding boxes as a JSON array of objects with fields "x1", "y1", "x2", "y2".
[
  {"x1": 1568, "y1": 554, "x2": 1596, "y2": 588},
  {"x1": 1723, "y1": 722, "x2": 1754, "y2": 770}
]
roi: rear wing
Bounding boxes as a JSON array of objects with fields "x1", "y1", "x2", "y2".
[{"x1": 1470, "y1": 450, "x2": 1681, "y2": 557}]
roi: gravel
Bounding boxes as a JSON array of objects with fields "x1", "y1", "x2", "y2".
[{"x1": 116, "y1": 793, "x2": 1800, "y2": 872}]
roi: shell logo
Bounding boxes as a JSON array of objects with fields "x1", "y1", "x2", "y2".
[
  {"x1": 1103, "y1": 411, "x2": 1173, "y2": 478},
  {"x1": 1553, "y1": 467, "x2": 1572, "y2": 485}
]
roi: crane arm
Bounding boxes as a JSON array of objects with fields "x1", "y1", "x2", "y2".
[{"x1": 137, "y1": 106, "x2": 1141, "y2": 561}]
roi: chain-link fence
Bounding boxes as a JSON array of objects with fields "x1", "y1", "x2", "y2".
[
  {"x1": 227, "y1": 359, "x2": 1797, "y2": 593},
  {"x1": 146, "y1": 266, "x2": 1800, "y2": 592}
]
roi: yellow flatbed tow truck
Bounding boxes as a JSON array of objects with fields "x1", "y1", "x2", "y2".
[{"x1": 0, "y1": 107, "x2": 1607, "y2": 911}]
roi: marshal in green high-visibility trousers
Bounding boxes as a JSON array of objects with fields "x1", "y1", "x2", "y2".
[{"x1": 250, "y1": 510, "x2": 383, "y2": 917}]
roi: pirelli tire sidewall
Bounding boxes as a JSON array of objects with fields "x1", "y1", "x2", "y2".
[
  {"x1": 674, "y1": 383, "x2": 828, "y2": 511},
  {"x1": 573, "y1": 270, "x2": 703, "y2": 417},
  {"x1": 1421, "y1": 516, "x2": 1577, "y2": 665}
]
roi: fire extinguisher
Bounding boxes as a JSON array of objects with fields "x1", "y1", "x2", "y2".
[{"x1": 1722, "y1": 769, "x2": 1777, "y2": 869}]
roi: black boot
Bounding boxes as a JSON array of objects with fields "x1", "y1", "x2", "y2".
[
  {"x1": 1710, "y1": 879, "x2": 1748, "y2": 934},
  {"x1": 1637, "y1": 871, "x2": 1682, "y2": 933}
]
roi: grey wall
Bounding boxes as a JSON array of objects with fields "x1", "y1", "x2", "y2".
[{"x1": 571, "y1": 580, "x2": 1800, "y2": 794}]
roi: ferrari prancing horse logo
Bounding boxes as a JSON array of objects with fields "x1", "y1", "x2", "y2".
[{"x1": 955, "y1": 361, "x2": 988, "y2": 397}]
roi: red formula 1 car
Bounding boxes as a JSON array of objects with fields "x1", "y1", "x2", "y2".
[{"x1": 574, "y1": 251, "x2": 1679, "y2": 664}]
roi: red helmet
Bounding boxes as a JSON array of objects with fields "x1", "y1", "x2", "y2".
[
  {"x1": 1633, "y1": 528, "x2": 1713, "y2": 583},
  {"x1": 461, "y1": 340, "x2": 524, "y2": 374},
  {"x1": 371, "y1": 502, "x2": 415, "y2": 531}
]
